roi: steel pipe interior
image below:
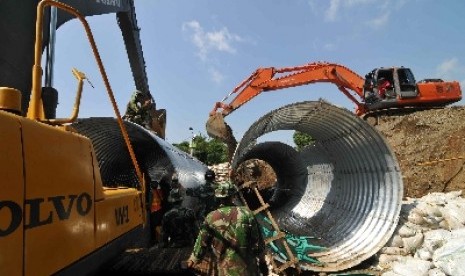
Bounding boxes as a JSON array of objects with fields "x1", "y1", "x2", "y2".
[{"x1": 232, "y1": 101, "x2": 403, "y2": 272}]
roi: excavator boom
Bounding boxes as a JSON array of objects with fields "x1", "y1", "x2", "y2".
[
  {"x1": 206, "y1": 62, "x2": 367, "y2": 147},
  {"x1": 210, "y1": 62, "x2": 366, "y2": 116}
]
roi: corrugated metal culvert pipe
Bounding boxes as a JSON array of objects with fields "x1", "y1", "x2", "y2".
[
  {"x1": 71, "y1": 118, "x2": 207, "y2": 191},
  {"x1": 232, "y1": 101, "x2": 403, "y2": 272}
]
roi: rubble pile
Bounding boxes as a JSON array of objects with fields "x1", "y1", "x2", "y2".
[
  {"x1": 208, "y1": 162, "x2": 230, "y2": 182},
  {"x1": 378, "y1": 191, "x2": 465, "y2": 276},
  {"x1": 209, "y1": 159, "x2": 276, "y2": 187}
]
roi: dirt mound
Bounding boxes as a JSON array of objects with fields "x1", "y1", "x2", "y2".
[{"x1": 375, "y1": 106, "x2": 465, "y2": 198}]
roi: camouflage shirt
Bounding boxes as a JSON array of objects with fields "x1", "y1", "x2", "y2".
[
  {"x1": 188, "y1": 181, "x2": 218, "y2": 219},
  {"x1": 161, "y1": 205, "x2": 197, "y2": 248},
  {"x1": 123, "y1": 92, "x2": 152, "y2": 127},
  {"x1": 190, "y1": 206, "x2": 264, "y2": 276}
]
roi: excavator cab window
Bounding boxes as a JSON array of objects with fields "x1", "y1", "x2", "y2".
[
  {"x1": 364, "y1": 72, "x2": 375, "y2": 91},
  {"x1": 376, "y1": 69, "x2": 396, "y2": 99},
  {"x1": 363, "y1": 71, "x2": 378, "y2": 104},
  {"x1": 397, "y1": 68, "x2": 418, "y2": 98}
]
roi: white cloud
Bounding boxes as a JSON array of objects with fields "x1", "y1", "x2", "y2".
[
  {"x1": 182, "y1": 20, "x2": 243, "y2": 61},
  {"x1": 435, "y1": 58, "x2": 465, "y2": 83},
  {"x1": 324, "y1": 0, "x2": 380, "y2": 21},
  {"x1": 324, "y1": 43, "x2": 337, "y2": 51},
  {"x1": 307, "y1": 0, "x2": 318, "y2": 15},
  {"x1": 437, "y1": 58, "x2": 459, "y2": 77},
  {"x1": 347, "y1": 0, "x2": 377, "y2": 5},
  {"x1": 325, "y1": 0, "x2": 341, "y2": 22},
  {"x1": 321, "y1": 0, "x2": 406, "y2": 25},
  {"x1": 367, "y1": 10, "x2": 391, "y2": 28},
  {"x1": 209, "y1": 67, "x2": 225, "y2": 84}
]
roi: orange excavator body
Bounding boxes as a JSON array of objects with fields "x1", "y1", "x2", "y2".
[{"x1": 206, "y1": 61, "x2": 462, "y2": 144}]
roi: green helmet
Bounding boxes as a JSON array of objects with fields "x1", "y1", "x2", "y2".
[
  {"x1": 168, "y1": 189, "x2": 183, "y2": 203},
  {"x1": 214, "y1": 181, "x2": 237, "y2": 198}
]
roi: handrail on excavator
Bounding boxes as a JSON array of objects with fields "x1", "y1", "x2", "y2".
[{"x1": 28, "y1": 0, "x2": 146, "y2": 220}]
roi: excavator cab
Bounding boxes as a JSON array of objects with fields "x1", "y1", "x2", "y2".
[
  {"x1": 364, "y1": 67, "x2": 418, "y2": 109},
  {"x1": 374, "y1": 67, "x2": 418, "y2": 99},
  {"x1": 365, "y1": 68, "x2": 398, "y2": 101},
  {"x1": 364, "y1": 66, "x2": 461, "y2": 113}
]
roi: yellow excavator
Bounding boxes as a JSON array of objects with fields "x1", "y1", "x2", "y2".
[{"x1": 0, "y1": 1, "x2": 157, "y2": 274}]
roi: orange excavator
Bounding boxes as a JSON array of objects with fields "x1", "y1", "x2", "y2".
[{"x1": 206, "y1": 61, "x2": 462, "y2": 146}]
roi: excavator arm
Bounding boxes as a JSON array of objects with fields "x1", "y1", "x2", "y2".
[
  {"x1": 210, "y1": 62, "x2": 367, "y2": 117},
  {"x1": 206, "y1": 62, "x2": 367, "y2": 151}
]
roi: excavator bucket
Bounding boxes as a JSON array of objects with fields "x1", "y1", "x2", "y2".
[
  {"x1": 206, "y1": 113, "x2": 230, "y2": 141},
  {"x1": 206, "y1": 113, "x2": 237, "y2": 161}
]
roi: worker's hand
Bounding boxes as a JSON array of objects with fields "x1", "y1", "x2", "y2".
[
  {"x1": 186, "y1": 259, "x2": 195, "y2": 268},
  {"x1": 142, "y1": 99, "x2": 152, "y2": 108}
]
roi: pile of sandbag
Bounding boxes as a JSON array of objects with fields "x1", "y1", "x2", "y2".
[{"x1": 378, "y1": 191, "x2": 465, "y2": 276}]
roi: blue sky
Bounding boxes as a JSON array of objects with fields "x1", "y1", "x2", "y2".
[{"x1": 53, "y1": 0, "x2": 465, "y2": 144}]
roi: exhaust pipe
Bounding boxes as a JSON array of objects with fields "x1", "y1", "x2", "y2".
[{"x1": 232, "y1": 101, "x2": 403, "y2": 272}]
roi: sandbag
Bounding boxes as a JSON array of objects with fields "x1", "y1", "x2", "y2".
[
  {"x1": 441, "y1": 202, "x2": 465, "y2": 230},
  {"x1": 385, "y1": 234, "x2": 404, "y2": 248},
  {"x1": 378, "y1": 254, "x2": 403, "y2": 265},
  {"x1": 391, "y1": 258, "x2": 431, "y2": 276},
  {"x1": 398, "y1": 224, "x2": 417, "y2": 238},
  {"x1": 402, "y1": 232, "x2": 424, "y2": 253},
  {"x1": 422, "y1": 229, "x2": 451, "y2": 253},
  {"x1": 432, "y1": 237, "x2": 465, "y2": 276},
  {"x1": 428, "y1": 268, "x2": 446, "y2": 276},
  {"x1": 414, "y1": 247, "x2": 432, "y2": 261},
  {"x1": 380, "y1": 247, "x2": 409, "y2": 256}
]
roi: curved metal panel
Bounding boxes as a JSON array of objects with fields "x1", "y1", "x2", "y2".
[
  {"x1": 71, "y1": 118, "x2": 207, "y2": 190},
  {"x1": 232, "y1": 101, "x2": 403, "y2": 272}
]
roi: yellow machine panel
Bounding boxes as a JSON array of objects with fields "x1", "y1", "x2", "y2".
[
  {"x1": 21, "y1": 118, "x2": 97, "y2": 275},
  {"x1": 95, "y1": 188, "x2": 144, "y2": 247},
  {"x1": 0, "y1": 111, "x2": 24, "y2": 276}
]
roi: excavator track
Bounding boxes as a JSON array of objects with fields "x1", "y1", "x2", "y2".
[{"x1": 362, "y1": 105, "x2": 448, "y2": 125}]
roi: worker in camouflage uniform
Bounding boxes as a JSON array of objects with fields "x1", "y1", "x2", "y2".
[
  {"x1": 186, "y1": 181, "x2": 264, "y2": 275},
  {"x1": 160, "y1": 189, "x2": 197, "y2": 248},
  {"x1": 122, "y1": 90, "x2": 153, "y2": 129},
  {"x1": 187, "y1": 169, "x2": 218, "y2": 220}
]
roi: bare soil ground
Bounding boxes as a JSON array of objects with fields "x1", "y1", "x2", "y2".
[{"x1": 375, "y1": 106, "x2": 465, "y2": 198}]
